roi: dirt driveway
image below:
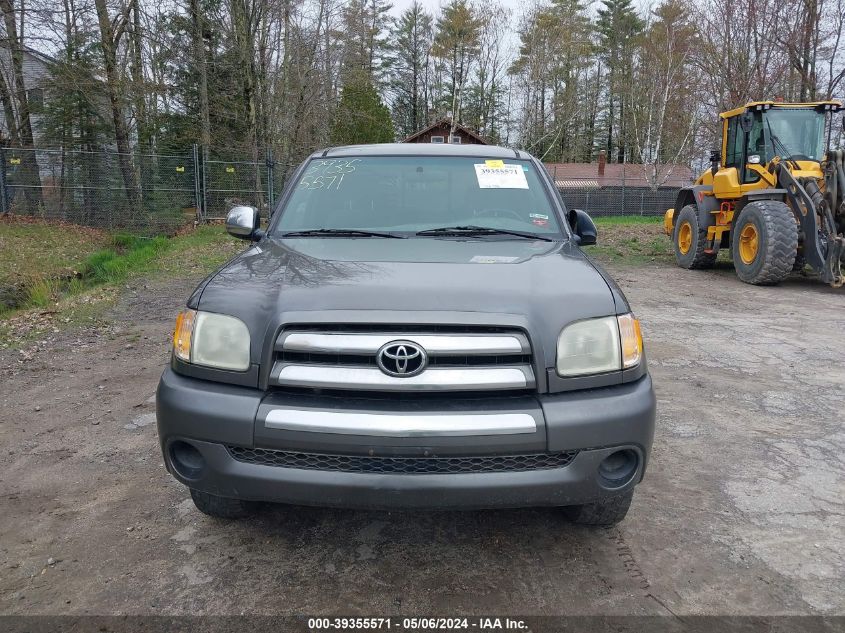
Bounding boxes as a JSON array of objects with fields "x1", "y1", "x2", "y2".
[{"x1": 1, "y1": 261, "x2": 843, "y2": 616}]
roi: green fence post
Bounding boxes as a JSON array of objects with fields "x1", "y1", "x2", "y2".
[
  {"x1": 266, "y1": 147, "x2": 275, "y2": 213},
  {"x1": 0, "y1": 144, "x2": 8, "y2": 216},
  {"x1": 192, "y1": 144, "x2": 202, "y2": 222},
  {"x1": 202, "y1": 146, "x2": 209, "y2": 222}
]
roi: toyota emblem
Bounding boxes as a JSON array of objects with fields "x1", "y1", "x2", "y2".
[{"x1": 376, "y1": 340, "x2": 427, "y2": 377}]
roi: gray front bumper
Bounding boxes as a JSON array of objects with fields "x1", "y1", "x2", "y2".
[{"x1": 156, "y1": 368, "x2": 655, "y2": 509}]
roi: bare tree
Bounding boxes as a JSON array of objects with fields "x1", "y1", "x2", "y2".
[
  {"x1": 433, "y1": 0, "x2": 483, "y2": 133},
  {"x1": 189, "y1": 0, "x2": 210, "y2": 150},
  {"x1": 820, "y1": 0, "x2": 845, "y2": 97},
  {"x1": 93, "y1": 0, "x2": 140, "y2": 210},
  {"x1": 465, "y1": 1, "x2": 511, "y2": 141},
  {"x1": 630, "y1": 0, "x2": 701, "y2": 189},
  {"x1": 0, "y1": 0, "x2": 42, "y2": 209}
]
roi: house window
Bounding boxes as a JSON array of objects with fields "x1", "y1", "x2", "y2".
[
  {"x1": 27, "y1": 88, "x2": 44, "y2": 112},
  {"x1": 450, "y1": 135, "x2": 462, "y2": 144},
  {"x1": 430, "y1": 135, "x2": 445, "y2": 144}
]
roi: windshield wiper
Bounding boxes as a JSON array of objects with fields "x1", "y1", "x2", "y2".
[
  {"x1": 280, "y1": 228, "x2": 405, "y2": 239},
  {"x1": 766, "y1": 119, "x2": 800, "y2": 171},
  {"x1": 415, "y1": 225, "x2": 555, "y2": 241}
]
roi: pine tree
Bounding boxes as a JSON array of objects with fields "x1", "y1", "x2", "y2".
[
  {"x1": 508, "y1": 0, "x2": 592, "y2": 161},
  {"x1": 596, "y1": 0, "x2": 643, "y2": 162},
  {"x1": 342, "y1": 0, "x2": 395, "y2": 89},
  {"x1": 330, "y1": 76, "x2": 396, "y2": 145},
  {"x1": 432, "y1": 0, "x2": 483, "y2": 127},
  {"x1": 389, "y1": 1, "x2": 433, "y2": 138}
]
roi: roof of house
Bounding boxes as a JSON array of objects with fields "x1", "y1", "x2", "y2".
[
  {"x1": 0, "y1": 42, "x2": 55, "y2": 65},
  {"x1": 402, "y1": 118, "x2": 491, "y2": 145},
  {"x1": 544, "y1": 162, "x2": 694, "y2": 188}
]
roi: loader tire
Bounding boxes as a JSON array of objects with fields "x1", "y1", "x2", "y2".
[
  {"x1": 731, "y1": 201, "x2": 797, "y2": 285},
  {"x1": 673, "y1": 205, "x2": 716, "y2": 269}
]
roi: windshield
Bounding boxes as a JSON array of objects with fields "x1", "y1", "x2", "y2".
[
  {"x1": 759, "y1": 108, "x2": 825, "y2": 161},
  {"x1": 272, "y1": 156, "x2": 563, "y2": 238}
]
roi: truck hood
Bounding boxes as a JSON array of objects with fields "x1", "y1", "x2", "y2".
[{"x1": 193, "y1": 237, "x2": 625, "y2": 367}]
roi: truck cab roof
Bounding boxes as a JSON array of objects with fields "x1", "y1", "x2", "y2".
[{"x1": 312, "y1": 143, "x2": 531, "y2": 160}]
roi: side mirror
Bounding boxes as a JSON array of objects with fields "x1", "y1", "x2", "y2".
[
  {"x1": 567, "y1": 208, "x2": 597, "y2": 246},
  {"x1": 739, "y1": 111, "x2": 755, "y2": 133},
  {"x1": 710, "y1": 149, "x2": 721, "y2": 175},
  {"x1": 226, "y1": 205, "x2": 262, "y2": 241}
]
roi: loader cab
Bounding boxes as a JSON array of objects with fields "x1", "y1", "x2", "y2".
[
  {"x1": 756, "y1": 107, "x2": 826, "y2": 163},
  {"x1": 714, "y1": 102, "x2": 835, "y2": 198},
  {"x1": 722, "y1": 114, "x2": 763, "y2": 187}
]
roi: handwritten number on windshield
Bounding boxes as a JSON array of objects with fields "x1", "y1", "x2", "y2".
[
  {"x1": 298, "y1": 173, "x2": 345, "y2": 190},
  {"x1": 299, "y1": 159, "x2": 359, "y2": 190}
]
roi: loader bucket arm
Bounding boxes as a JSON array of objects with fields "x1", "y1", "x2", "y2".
[{"x1": 778, "y1": 163, "x2": 845, "y2": 287}]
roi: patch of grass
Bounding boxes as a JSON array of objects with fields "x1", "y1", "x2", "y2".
[
  {"x1": 593, "y1": 215, "x2": 664, "y2": 226},
  {"x1": 0, "y1": 284, "x2": 119, "y2": 350},
  {"x1": 0, "y1": 224, "x2": 240, "y2": 346},
  {"x1": 2, "y1": 225, "x2": 242, "y2": 318},
  {"x1": 26, "y1": 277, "x2": 62, "y2": 308},
  {"x1": 1, "y1": 218, "x2": 111, "y2": 317},
  {"x1": 152, "y1": 225, "x2": 243, "y2": 277},
  {"x1": 584, "y1": 215, "x2": 673, "y2": 265},
  {"x1": 83, "y1": 235, "x2": 169, "y2": 284},
  {"x1": 0, "y1": 218, "x2": 110, "y2": 288}
]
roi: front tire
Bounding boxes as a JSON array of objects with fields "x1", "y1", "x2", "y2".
[
  {"x1": 673, "y1": 205, "x2": 716, "y2": 269},
  {"x1": 190, "y1": 488, "x2": 256, "y2": 519},
  {"x1": 730, "y1": 200, "x2": 797, "y2": 285},
  {"x1": 563, "y1": 490, "x2": 634, "y2": 526}
]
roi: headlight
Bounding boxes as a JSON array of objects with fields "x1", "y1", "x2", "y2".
[
  {"x1": 172, "y1": 309, "x2": 251, "y2": 371},
  {"x1": 556, "y1": 314, "x2": 642, "y2": 377}
]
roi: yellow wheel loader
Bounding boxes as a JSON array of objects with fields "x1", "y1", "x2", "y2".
[{"x1": 663, "y1": 100, "x2": 845, "y2": 287}]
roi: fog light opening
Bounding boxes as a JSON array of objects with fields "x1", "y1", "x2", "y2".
[
  {"x1": 170, "y1": 441, "x2": 205, "y2": 479},
  {"x1": 598, "y1": 449, "x2": 638, "y2": 488}
]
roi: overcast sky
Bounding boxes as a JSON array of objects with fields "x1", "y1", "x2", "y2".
[{"x1": 389, "y1": 0, "x2": 530, "y2": 15}]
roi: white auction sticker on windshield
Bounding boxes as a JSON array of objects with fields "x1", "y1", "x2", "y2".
[{"x1": 474, "y1": 164, "x2": 529, "y2": 189}]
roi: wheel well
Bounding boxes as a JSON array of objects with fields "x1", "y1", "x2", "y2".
[{"x1": 674, "y1": 190, "x2": 695, "y2": 214}]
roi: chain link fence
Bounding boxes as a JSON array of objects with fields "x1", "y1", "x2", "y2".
[
  {"x1": 553, "y1": 177, "x2": 680, "y2": 218},
  {"x1": 1, "y1": 148, "x2": 200, "y2": 233},
  {"x1": 202, "y1": 151, "x2": 284, "y2": 221},
  {"x1": 0, "y1": 145, "x2": 282, "y2": 234},
  {"x1": 0, "y1": 147, "x2": 682, "y2": 232}
]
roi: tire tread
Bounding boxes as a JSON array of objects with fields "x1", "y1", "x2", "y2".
[
  {"x1": 564, "y1": 490, "x2": 634, "y2": 526},
  {"x1": 190, "y1": 488, "x2": 255, "y2": 519},
  {"x1": 674, "y1": 205, "x2": 717, "y2": 269},
  {"x1": 732, "y1": 200, "x2": 797, "y2": 285}
]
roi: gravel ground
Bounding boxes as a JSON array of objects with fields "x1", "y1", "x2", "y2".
[{"x1": 0, "y1": 260, "x2": 843, "y2": 616}]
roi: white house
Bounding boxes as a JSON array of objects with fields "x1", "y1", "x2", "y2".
[{"x1": 0, "y1": 43, "x2": 52, "y2": 147}]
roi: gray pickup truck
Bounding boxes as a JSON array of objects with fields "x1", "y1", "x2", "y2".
[{"x1": 156, "y1": 144, "x2": 655, "y2": 526}]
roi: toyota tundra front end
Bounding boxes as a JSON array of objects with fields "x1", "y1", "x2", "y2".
[{"x1": 156, "y1": 144, "x2": 656, "y2": 525}]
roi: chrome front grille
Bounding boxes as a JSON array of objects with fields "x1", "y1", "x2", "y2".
[
  {"x1": 270, "y1": 326, "x2": 535, "y2": 392},
  {"x1": 280, "y1": 332, "x2": 529, "y2": 355}
]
